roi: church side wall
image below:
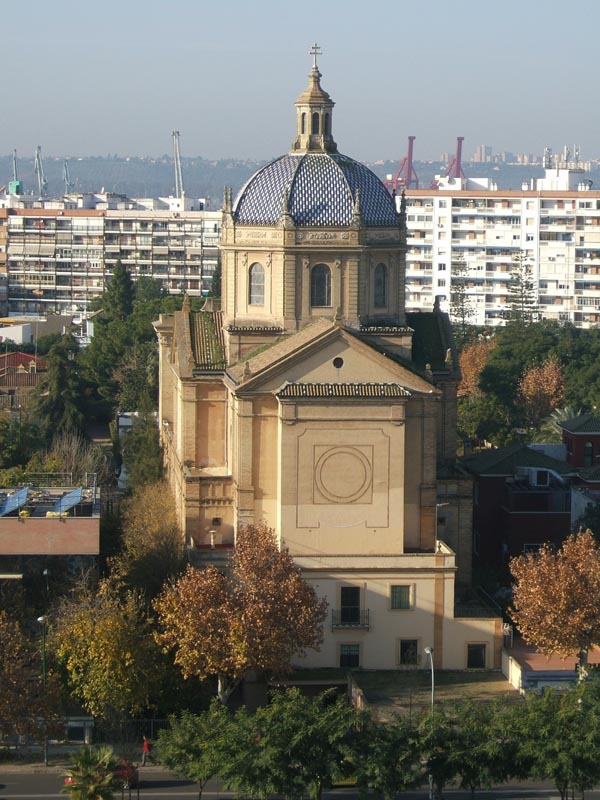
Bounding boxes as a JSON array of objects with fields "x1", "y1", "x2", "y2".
[{"x1": 194, "y1": 381, "x2": 228, "y2": 468}]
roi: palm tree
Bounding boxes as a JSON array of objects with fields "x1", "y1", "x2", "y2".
[
  {"x1": 533, "y1": 406, "x2": 581, "y2": 444},
  {"x1": 63, "y1": 746, "x2": 119, "y2": 800}
]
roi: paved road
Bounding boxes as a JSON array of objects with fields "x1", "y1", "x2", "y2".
[{"x1": 0, "y1": 768, "x2": 596, "y2": 800}]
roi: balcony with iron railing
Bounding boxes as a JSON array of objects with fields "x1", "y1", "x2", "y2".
[{"x1": 331, "y1": 608, "x2": 370, "y2": 630}]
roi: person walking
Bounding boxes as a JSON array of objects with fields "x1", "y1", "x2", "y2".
[{"x1": 142, "y1": 735, "x2": 152, "y2": 766}]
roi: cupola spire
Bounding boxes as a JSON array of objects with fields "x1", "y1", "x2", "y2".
[{"x1": 291, "y1": 43, "x2": 337, "y2": 154}]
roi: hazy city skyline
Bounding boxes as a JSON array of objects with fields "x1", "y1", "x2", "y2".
[{"x1": 5, "y1": 0, "x2": 600, "y2": 164}]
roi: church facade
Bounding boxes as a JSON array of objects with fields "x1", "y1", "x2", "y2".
[{"x1": 154, "y1": 53, "x2": 502, "y2": 671}]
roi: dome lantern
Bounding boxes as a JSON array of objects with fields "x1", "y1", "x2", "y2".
[{"x1": 292, "y1": 43, "x2": 337, "y2": 154}]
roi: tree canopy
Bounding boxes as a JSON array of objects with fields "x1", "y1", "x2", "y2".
[
  {"x1": 110, "y1": 480, "x2": 185, "y2": 597},
  {"x1": 49, "y1": 577, "x2": 164, "y2": 719},
  {"x1": 457, "y1": 319, "x2": 600, "y2": 446},
  {"x1": 0, "y1": 611, "x2": 63, "y2": 743},
  {"x1": 510, "y1": 530, "x2": 600, "y2": 669},
  {"x1": 154, "y1": 523, "x2": 328, "y2": 703},
  {"x1": 31, "y1": 333, "x2": 86, "y2": 442}
]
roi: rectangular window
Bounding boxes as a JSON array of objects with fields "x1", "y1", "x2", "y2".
[
  {"x1": 467, "y1": 643, "x2": 486, "y2": 668},
  {"x1": 339, "y1": 644, "x2": 360, "y2": 668},
  {"x1": 523, "y1": 543, "x2": 543, "y2": 554},
  {"x1": 399, "y1": 639, "x2": 419, "y2": 666},
  {"x1": 340, "y1": 586, "x2": 361, "y2": 624},
  {"x1": 391, "y1": 585, "x2": 411, "y2": 610}
]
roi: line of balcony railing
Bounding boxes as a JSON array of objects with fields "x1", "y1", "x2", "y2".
[{"x1": 331, "y1": 609, "x2": 370, "y2": 630}]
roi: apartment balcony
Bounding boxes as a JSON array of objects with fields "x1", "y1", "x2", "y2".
[{"x1": 331, "y1": 609, "x2": 370, "y2": 629}]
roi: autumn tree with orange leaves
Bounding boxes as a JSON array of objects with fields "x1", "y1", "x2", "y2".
[
  {"x1": 510, "y1": 530, "x2": 600, "y2": 671},
  {"x1": 154, "y1": 523, "x2": 328, "y2": 704},
  {"x1": 458, "y1": 338, "x2": 497, "y2": 398},
  {"x1": 517, "y1": 354, "x2": 565, "y2": 428}
]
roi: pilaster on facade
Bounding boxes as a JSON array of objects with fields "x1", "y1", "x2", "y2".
[
  {"x1": 282, "y1": 253, "x2": 297, "y2": 328},
  {"x1": 344, "y1": 254, "x2": 360, "y2": 326}
]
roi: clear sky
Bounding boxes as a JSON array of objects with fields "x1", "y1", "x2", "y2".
[{"x1": 4, "y1": 0, "x2": 600, "y2": 163}]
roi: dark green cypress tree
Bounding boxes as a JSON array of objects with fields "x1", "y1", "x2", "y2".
[
  {"x1": 103, "y1": 260, "x2": 134, "y2": 321},
  {"x1": 31, "y1": 333, "x2": 86, "y2": 443}
]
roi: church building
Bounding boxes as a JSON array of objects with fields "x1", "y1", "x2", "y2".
[{"x1": 154, "y1": 50, "x2": 502, "y2": 671}]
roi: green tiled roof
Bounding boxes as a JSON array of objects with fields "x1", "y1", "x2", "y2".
[
  {"x1": 559, "y1": 413, "x2": 600, "y2": 434},
  {"x1": 190, "y1": 311, "x2": 226, "y2": 371},
  {"x1": 461, "y1": 443, "x2": 573, "y2": 477},
  {"x1": 578, "y1": 464, "x2": 600, "y2": 483}
]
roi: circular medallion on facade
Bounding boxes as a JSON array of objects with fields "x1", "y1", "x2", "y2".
[{"x1": 314, "y1": 446, "x2": 372, "y2": 504}]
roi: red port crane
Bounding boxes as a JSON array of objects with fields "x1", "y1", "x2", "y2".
[
  {"x1": 431, "y1": 137, "x2": 465, "y2": 188},
  {"x1": 384, "y1": 136, "x2": 419, "y2": 193}
]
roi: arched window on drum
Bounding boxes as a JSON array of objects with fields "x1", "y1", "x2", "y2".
[
  {"x1": 311, "y1": 264, "x2": 331, "y2": 307},
  {"x1": 249, "y1": 263, "x2": 265, "y2": 306},
  {"x1": 374, "y1": 263, "x2": 388, "y2": 308}
]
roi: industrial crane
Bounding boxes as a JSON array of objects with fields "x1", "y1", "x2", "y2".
[
  {"x1": 384, "y1": 136, "x2": 419, "y2": 193},
  {"x1": 34, "y1": 146, "x2": 48, "y2": 197},
  {"x1": 63, "y1": 159, "x2": 74, "y2": 194},
  {"x1": 430, "y1": 137, "x2": 465, "y2": 189},
  {"x1": 172, "y1": 130, "x2": 184, "y2": 202},
  {"x1": 8, "y1": 149, "x2": 24, "y2": 196}
]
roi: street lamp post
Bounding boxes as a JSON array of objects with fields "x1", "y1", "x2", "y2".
[
  {"x1": 37, "y1": 615, "x2": 48, "y2": 767},
  {"x1": 424, "y1": 646, "x2": 435, "y2": 800},
  {"x1": 17, "y1": 404, "x2": 22, "y2": 461},
  {"x1": 424, "y1": 645, "x2": 434, "y2": 708}
]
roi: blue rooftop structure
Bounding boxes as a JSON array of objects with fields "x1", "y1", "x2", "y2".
[{"x1": 233, "y1": 153, "x2": 398, "y2": 228}]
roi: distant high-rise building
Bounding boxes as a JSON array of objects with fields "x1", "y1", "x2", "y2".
[
  {"x1": 472, "y1": 145, "x2": 492, "y2": 164},
  {"x1": 0, "y1": 193, "x2": 220, "y2": 316},
  {"x1": 401, "y1": 166, "x2": 600, "y2": 328}
]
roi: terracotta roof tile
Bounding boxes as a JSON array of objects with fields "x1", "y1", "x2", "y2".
[{"x1": 277, "y1": 382, "x2": 411, "y2": 399}]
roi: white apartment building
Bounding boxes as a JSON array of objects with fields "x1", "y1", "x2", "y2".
[
  {"x1": 0, "y1": 193, "x2": 221, "y2": 316},
  {"x1": 402, "y1": 168, "x2": 600, "y2": 328}
]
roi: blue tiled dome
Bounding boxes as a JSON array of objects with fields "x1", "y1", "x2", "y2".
[{"x1": 233, "y1": 153, "x2": 398, "y2": 227}]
